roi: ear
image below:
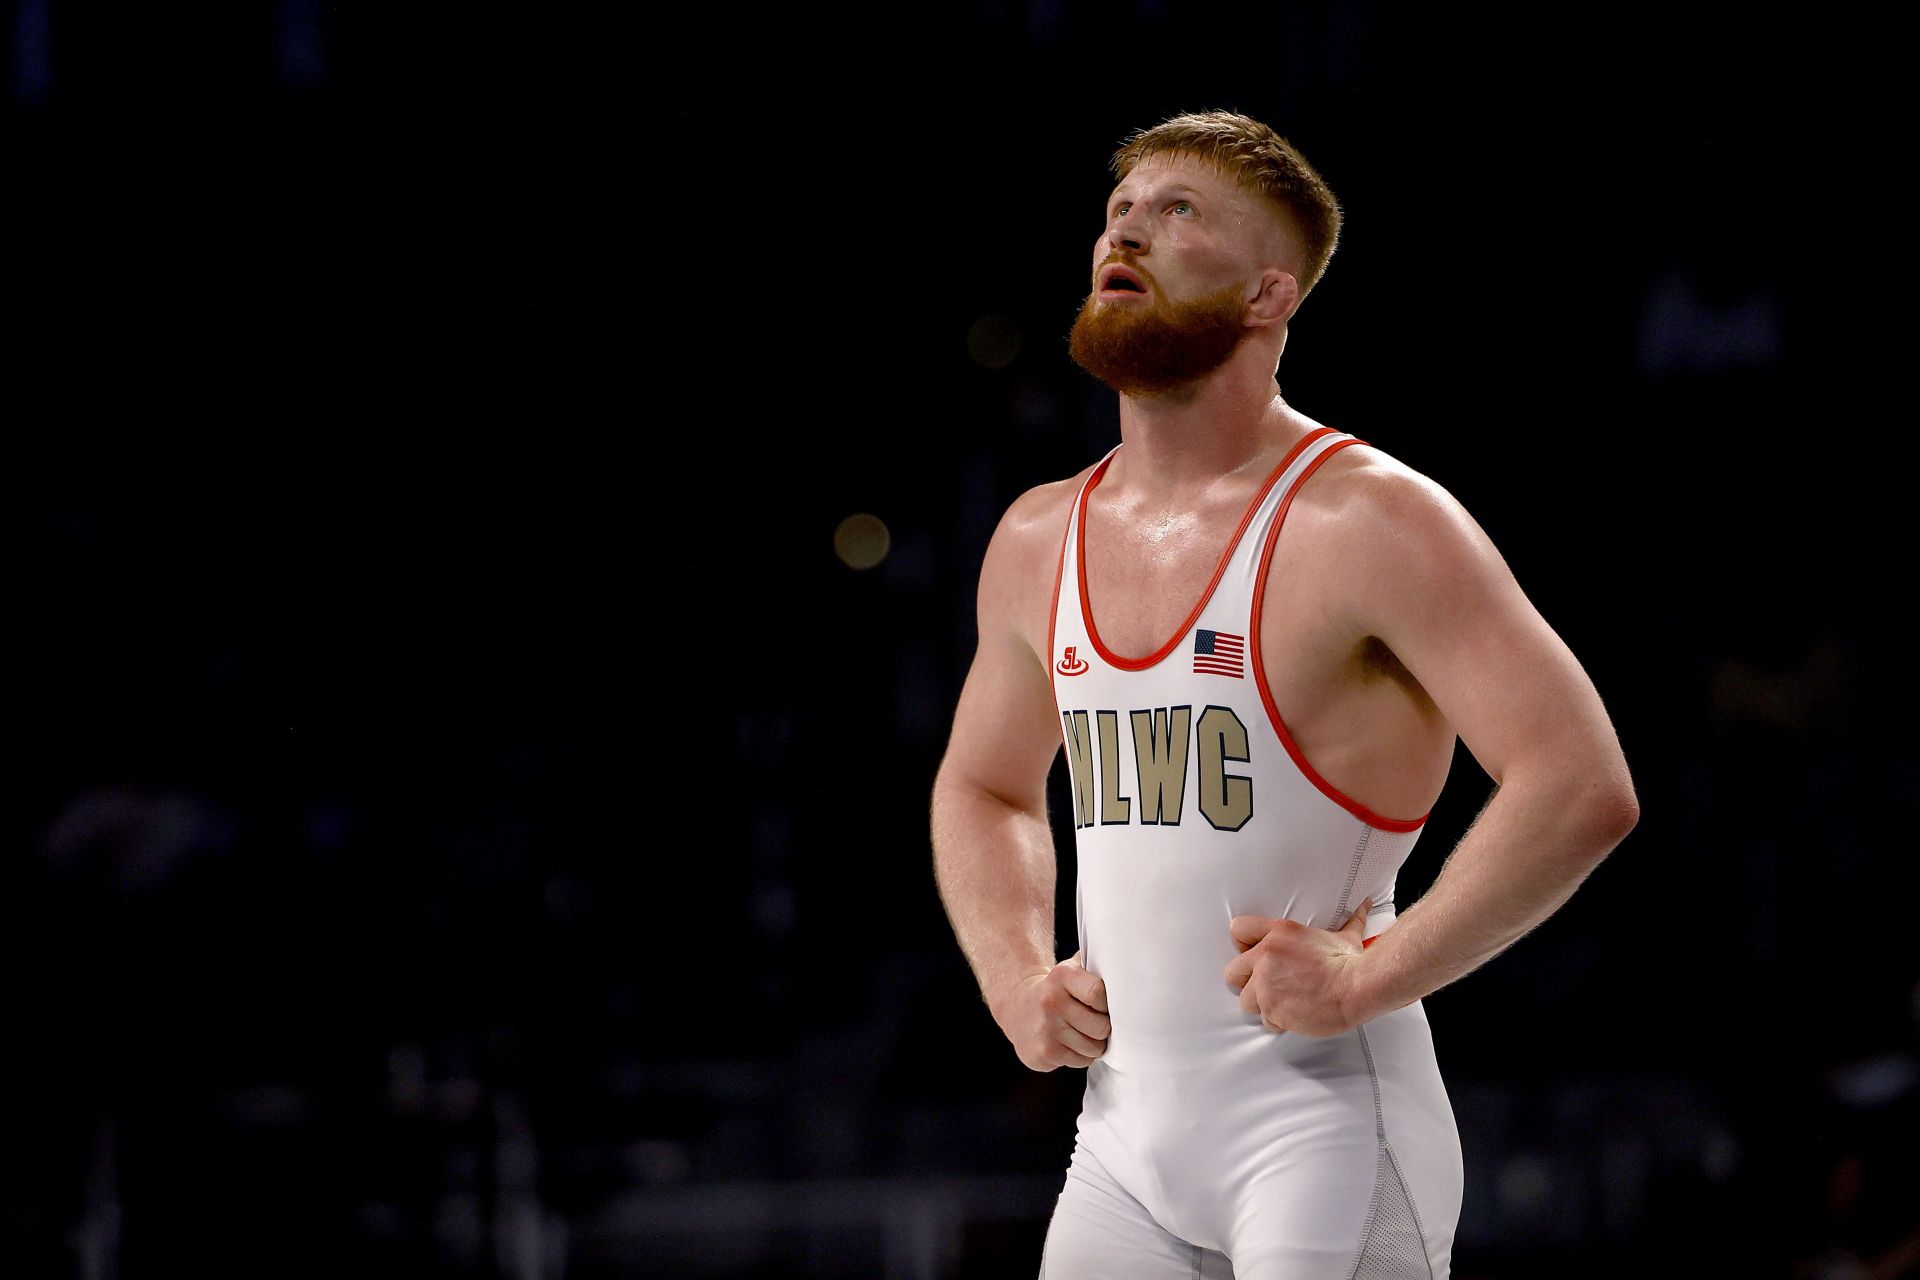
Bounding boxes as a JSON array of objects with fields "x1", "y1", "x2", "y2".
[{"x1": 1245, "y1": 268, "x2": 1300, "y2": 328}]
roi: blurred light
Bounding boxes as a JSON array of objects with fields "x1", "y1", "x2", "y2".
[
  {"x1": 13, "y1": 0, "x2": 52, "y2": 107},
  {"x1": 834, "y1": 512, "x2": 890, "y2": 570},
  {"x1": 388, "y1": 1043, "x2": 428, "y2": 1110},
  {"x1": 276, "y1": 0, "x2": 326, "y2": 88},
  {"x1": 629, "y1": 1139, "x2": 692, "y2": 1186},
  {"x1": 1636, "y1": 271, "x2": 1782, "y2": 377},
  {"x1": 1014, "y1": 382, "x2": 1062, "y2": 432},
  {"x1": 1495, "y1": 1154, "x2": 1554, "y2": 1215},
  {"x1": 434, "y1": 1193, "x2": 484, "y2": 1269},
  {"x1": 1829, "y1": 1052, "x2": 1919, "y2": 1108},
  {"x1": 42, "y1": 786, "x2": 235, "y2": 891},
  {"x1": 967, "y1": 315, "x2": 1021, "y2": 369},
  {"x1": 753, "y1": 884, "x2": 796, "y2": 936},
  {"x1": 1701, "y1": 1128, "x2": 1741, "y2": 1183}
]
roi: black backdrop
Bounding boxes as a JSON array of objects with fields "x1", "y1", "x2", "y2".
[{"x1": 10, "y1": 2, "x2": 1916, "y2": 1277}]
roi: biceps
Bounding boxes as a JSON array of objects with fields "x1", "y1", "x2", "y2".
[
  {"x1": 938, "y1": 633, "x2": 1063, "y2": 811},
  {"x1": 1392, "y1": 582, "x2": 1615, "y2": 786}
]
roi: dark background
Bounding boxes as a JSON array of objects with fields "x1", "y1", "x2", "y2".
[{"x1": 9, "y1": 2, "x2": 1916, "y2": 1277}]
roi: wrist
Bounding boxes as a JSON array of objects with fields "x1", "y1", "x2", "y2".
[
  {"x1": 1338, "y1": 948, "x2": 1386, "y2": 1029},
  {"x1": 985, "y1": 964, "x2": 1050, "y2": 1026}
]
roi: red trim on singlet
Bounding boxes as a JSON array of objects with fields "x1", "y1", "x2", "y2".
[
  {"x1": 1045, "y1": 478, "x2": 1078, "y2": 702},
  {"x1": 1249, "y1": 438, "x2": 1430, "y2": 834},
  {"x1": 1362, "y1": 934, "x2": 1380, "y2": 948},
  {"x1": 1076, "y1": 427, "x2": 1339, "y2": 671}
]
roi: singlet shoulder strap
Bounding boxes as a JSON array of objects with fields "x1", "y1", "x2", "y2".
[
  {"x1": 1209, "y1": 428, "x2": 1361, "y2": 590},
  {"x1": 1047, "y1": 444, "x2": 1123, "y2": 664},
  {"x1": 1242, "y1": 429, "x2": 1431, "y2": 832}
]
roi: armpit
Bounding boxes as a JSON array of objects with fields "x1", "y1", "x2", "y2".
[{"x1": 1355, "y1": 635, "x2": 1428, "y2": 702}]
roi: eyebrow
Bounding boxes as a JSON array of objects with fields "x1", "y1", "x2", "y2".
[{"x1": 1109, "y1": 185, "x2": 1203, "y2": 209}]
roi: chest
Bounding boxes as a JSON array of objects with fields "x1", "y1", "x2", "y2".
[
  {"x1": 1079, "y1": 489, "x2": 1315, "y2": 654},
  {"x1": 1073, "y1": 491, "x2": 1361, "y2": 715},
  {"x1": 1079, "y1": 519, "x2": 1226, "y2": 656}
]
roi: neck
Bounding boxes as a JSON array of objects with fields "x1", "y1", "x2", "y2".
[{"x1": 1109, "y1": 343, "x2": 1303, "y2": 496}]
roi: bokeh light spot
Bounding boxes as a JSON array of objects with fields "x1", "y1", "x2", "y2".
[
  {"x1": 967, "y1": 315, "x2": 1021, "y2": 369},
  {"x1": 834, "y1": 513, "x2": 890, "y2": 570}
]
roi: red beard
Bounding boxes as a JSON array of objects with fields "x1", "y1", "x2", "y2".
[{"x1": 1068, "y1": 276, "x2": 1250, "y2": 396}]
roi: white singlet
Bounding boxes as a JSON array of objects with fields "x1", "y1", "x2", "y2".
[{"x1": 1040, "y1": 427, "x2": 1463, "y2": 1279}]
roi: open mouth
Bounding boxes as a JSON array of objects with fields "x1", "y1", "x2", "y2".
[{"x1": 1098, "y1": 264, "x2": 1147, "y2": 296}]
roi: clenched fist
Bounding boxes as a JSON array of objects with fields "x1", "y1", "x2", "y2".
[
  {"x1": 993, "y1": 951, "x2": 1111, "y2": 1072},
  {"x1": 1224, "y1": 900, "x2": 1372, "y2": 1037}
]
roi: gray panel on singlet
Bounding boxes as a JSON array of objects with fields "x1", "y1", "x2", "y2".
[{"x1": 1350, "y1": 1144, "x2": 1434, "y2": 1280}]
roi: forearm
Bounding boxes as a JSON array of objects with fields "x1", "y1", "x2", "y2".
[
  {"x1": 930, "y1": 776, "x2": 1059, "y2": 1019},
  {"x1": 1345, "y1": 768, "x2": 1637, "y2": 1024}
]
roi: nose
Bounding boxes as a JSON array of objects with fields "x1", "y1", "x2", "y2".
[{"x1": 1107, "y1": 206, "x2": 1148, "y2": 254}]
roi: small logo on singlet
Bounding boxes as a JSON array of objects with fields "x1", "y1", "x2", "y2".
[{"x1": 1056, "y1": 645, "x2": 1089, "y2": 676}]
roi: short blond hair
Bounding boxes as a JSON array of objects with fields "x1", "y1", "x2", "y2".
[{"x1": 1113, "y1": 111, "x2": 1343, "y2": 294}]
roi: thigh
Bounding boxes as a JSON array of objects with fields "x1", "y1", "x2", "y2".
[
  {"x1": 1041, "y1": 1143, "x2": 1234, "y2": 1280},
  {"x1": 1227, "y1": 1013, "x2": 1459, "y2": 1280},
  {"x1": 1226, "y1": 1142, "x2": 1450, "y2": 1280}
]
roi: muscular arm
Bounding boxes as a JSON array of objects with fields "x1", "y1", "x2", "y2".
[
  {"x1": 931, "y1": 486, "x2": 1111, "y2": 1068},
  {"x1": 1232, "y1": 464, "x2": 1640, "y2": 1033},
  {"x1": 929, "y1": 601, "x2": 1060, "y2": 1015},
  {"x1": 1335, "y1": 472, "x2": 1638, "y2": 1024}
]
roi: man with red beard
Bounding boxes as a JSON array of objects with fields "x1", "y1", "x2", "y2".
[{"x1": 930, "y1": 111, "x2": 1638, "y2": 1278}]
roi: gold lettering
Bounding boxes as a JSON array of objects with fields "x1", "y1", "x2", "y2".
[
  {"x1": 1130, "y1": 706, "x2": 1191, "y2": 825},
  {"x1": 1062, "y1": 711, "x2": 1095, "y2": 829},
  {"x1": 1196, "y1": 705, "x2": 1253, "y2": 831},
  {"x1": 1096, "y1": 710, "x2": 1131, "y2": 825}
]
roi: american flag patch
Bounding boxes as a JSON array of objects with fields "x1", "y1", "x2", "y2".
[{"x1": 1193, "y1": 629, "x2": 1245, "y2": 678}]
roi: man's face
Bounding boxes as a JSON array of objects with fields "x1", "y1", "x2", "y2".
[{"x1": 1068, "y1": 154, "x2": 1278, "y2": 396}]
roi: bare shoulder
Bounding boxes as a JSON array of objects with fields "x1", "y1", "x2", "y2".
[
  {"x1": 976, "y1": 463, "x2": 1099, "y2": 654},
  {"x1": 1271, "y1": 436, "x2": 1534, "y2": 665},
  {"x1": 982, "y1": 466, "x2": 1091, "y2": 577},
  {"x1": 1294, "y1": 440, "x2": 1468, "y2": 530},
  {"x1": 1289, "y1": 440, "x2": 1503, "y2": 585},
  {"x1": 940, "y1": 463, "x2": 1100, "y2": 803}
]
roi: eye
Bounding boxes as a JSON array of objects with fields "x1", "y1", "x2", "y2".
[
  {"x1": 1171, "y1": 201, "x2": 1194, "y2": 216},
  {"x1": 1112, "y1": 202, "x2": 1132, "y2": 219}
]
